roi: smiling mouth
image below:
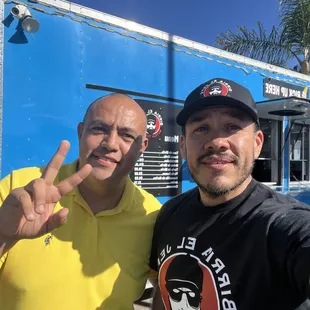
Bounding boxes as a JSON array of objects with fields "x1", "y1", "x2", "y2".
[
  {"x1": 200, "y1": 157, "x2": 235, "y2": 169},
  {"x1": 96, "y1": 155, "x2": 117, "y2": 162},
  {"x1": 92, "y1": 154, "x2": 119, "y2": 166},
  {"x1": 203, "y1": 161, "x2": 232, "y2": 165}
]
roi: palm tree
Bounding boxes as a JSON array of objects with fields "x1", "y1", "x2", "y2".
[{"x1": 216, "y1": 0, "x2": 310, "y2": 74}]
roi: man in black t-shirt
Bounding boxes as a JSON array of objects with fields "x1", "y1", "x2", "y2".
[{"x1": 150, "y1": 78, "x2": 310, "y2": 310}]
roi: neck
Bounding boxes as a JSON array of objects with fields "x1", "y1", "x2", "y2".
[
  {"x1": 199, "y1": 176, "x2": 252, "y2": 207},
  {"x1": 78, "y1": 176, "x2": 127, "y2": 214}
]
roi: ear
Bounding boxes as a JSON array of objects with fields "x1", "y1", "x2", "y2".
[
  {"x1": 254, "y1": 130, "x2": 264, "y2": 159},
  {"x1": 77, "y1": 122, "x2": 84, "y2": 140},
  {"x1": 180, "y1": 135, "x2": 187, "y2": 161},
  {"x1": 140, "y1": 137, "x2": 148, "y2": 154}
]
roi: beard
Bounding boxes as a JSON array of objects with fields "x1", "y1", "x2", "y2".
[{"x1": 188, "y1": 150, "x2": 254, "y2": 199}]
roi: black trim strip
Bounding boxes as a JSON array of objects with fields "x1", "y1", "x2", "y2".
[{"x1": 86, "y1": 84, "x2": 184, "y2": 104}]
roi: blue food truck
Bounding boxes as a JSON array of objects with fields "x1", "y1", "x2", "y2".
[{"x1": 2, "y1": 0, "x2": 310, "y2": 205}]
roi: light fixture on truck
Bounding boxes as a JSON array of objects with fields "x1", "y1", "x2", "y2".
[
  {"x1": 256, "y1": 97, "x2": 310, "y2": 121},
  {"x1": 10, "y1": 4, "x2": 40, "y2": 33}
]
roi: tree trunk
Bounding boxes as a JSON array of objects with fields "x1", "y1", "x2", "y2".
[{"x1": 301, "y1": 60, "x2": 309, "y2": 74}]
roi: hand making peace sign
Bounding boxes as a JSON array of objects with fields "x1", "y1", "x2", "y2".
[{"x1": 0, "y1": 140, "x2": 92, "y2": 242}]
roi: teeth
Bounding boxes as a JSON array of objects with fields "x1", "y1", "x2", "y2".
[
  {"x1": 98, "y1": 156, "x2": 111, "y2": 161},
  {"x1": 209, "y1": 162, "x2": 226, "y2": 164}
]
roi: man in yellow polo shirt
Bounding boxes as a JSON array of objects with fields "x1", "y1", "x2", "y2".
[{"x1": 0, "y1": 93, "x2": 161, "y2": 310}]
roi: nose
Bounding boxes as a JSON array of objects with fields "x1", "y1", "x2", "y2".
[
  {"x1": 181, "y1": 293, "x2": 191, "y2": 309},
  {"x1": 101, "y1": 130, "x2": 119, "y2": 152},
  {"x1": 203, "y1": 130, "x2": 230, "y2": 152}
]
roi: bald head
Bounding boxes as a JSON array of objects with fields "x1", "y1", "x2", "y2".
[
  {"x1": 84, "y1": 94, "x2": 145, "y2": 125},
  {"x1": 82, "y1": 93, "x2": 147, "y2": 138}
]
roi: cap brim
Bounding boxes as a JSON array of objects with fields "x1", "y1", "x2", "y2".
[{"x1": 176, "y1": 96, "x2": 258, "y2": 126}]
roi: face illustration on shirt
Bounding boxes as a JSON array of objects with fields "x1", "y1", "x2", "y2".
[
  {"x1": 159, "y1": 252, "x2": 221, "y2": 310},
  {"x1": 166, "y1": 280, "x2": 202, "y2": 310},
  {"x1": 165, "y1": 255, "x2": 203, "y2": 310}
]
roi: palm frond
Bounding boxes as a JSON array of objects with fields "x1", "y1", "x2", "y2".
[
  {"x1": 279, "y1": 0, "x2": 310, "y2": 19},
  {"x1": 279, "y1": 0, "x2": 310, "y2": 60},
  {"x1": 216, "y1": 21, "x2": 295, "y2": 67}
]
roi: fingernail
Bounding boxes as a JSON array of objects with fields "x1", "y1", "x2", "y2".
[{"x1": 36, "y1": 205, "x2": 45, "y2": 213}]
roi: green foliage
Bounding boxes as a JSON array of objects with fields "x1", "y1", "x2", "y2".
[{"x1": 216, "y1": 0, "x2": 310, "y2": 73}]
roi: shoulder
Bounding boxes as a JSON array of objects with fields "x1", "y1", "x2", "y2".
[
  {"x1": 0, "y1": 162, "x2": 75, "y2": 201},
  {"x1": 255, "y1": 182, "x2": 309, "y2": 211},
  {"x1": 156, "y1": 187, "x2": 198, "y2": 224},
  {"x1": 252, "y1": 182, "x2": 310, "y2": 229},
  {"x1": 0, "y1": 166, "x2": 43, "y2": 203},
  {"x1": 132, "y1": 183, "x2": 162, "y2": 213},
  {"x1": 0, "y1": 166, "x2": 44, "y2": 189}
]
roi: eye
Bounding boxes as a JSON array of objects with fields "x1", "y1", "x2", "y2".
[
  {"x1": 194, "y1": 125, "x2": 209, "y2": 133},
  {"x1": 122, "y1": 133, "x2": 135, "y2": 141},
  {"x1": 90, "y1": 126, "x2": 106, "y2": 134},
  {"x1": 227, "y1": 124, "x2": 241, "y2": 131}
]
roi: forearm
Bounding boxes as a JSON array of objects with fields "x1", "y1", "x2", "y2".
[{"x1": 152, "y1": 285, "x2": 164, "y2": 310}]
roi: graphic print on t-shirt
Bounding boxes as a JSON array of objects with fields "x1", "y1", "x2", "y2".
[
  {"x1": 159, "y1": 253, "x2": 219, "y2": 310},
  {"x1": 157, "y1": 237, "x2": 237, "y2": 310}
]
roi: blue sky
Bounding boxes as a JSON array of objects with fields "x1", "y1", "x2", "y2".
[{"x1": 71, "y1": 0, "x2": 280, "y2": 47}]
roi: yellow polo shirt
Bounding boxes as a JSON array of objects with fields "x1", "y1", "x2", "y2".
[{"x1": 0, "y1": 162, "x2": 161, "y2": 310}]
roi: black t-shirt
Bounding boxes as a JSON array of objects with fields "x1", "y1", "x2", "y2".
[{"x1": 150, "y1": 179, "x2": 310, "y2": 310}]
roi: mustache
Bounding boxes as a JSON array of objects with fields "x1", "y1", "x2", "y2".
[{"x1": 197, "y1": 151, "x2": 238, "y2": 163}]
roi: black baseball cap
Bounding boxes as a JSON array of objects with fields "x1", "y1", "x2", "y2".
[{"x1": 176, "y1": 78, "x2": 259, "y2": 126}]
